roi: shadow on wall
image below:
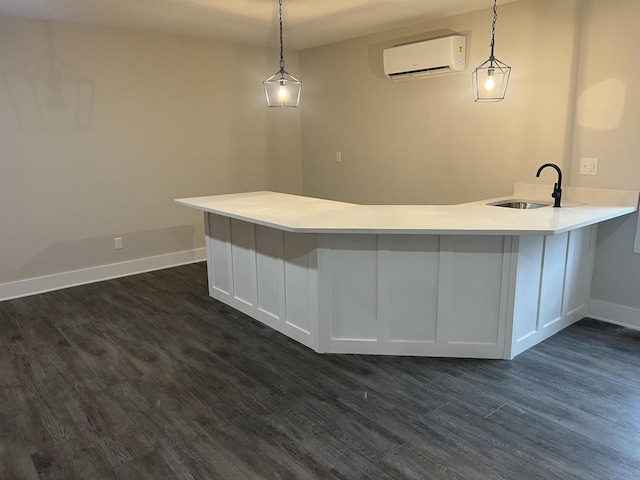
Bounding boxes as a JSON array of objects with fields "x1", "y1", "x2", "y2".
[
  {"x1": 5, "y1": 224, "x2": 201, "y2": 283},
  {"x1": 1, "y1": 21, "x2": 94, "y2": 132},
  {"x1": 576, "y1": 77, "x2": 626, "y2": 131}
]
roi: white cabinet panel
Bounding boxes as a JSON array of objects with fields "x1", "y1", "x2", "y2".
[
  {"x1": 385, "y1": 235, "x2": 439, "y2": 342},
  {"x1": 509, "y1": 226, "x2": 595, "y2": 358},
  {"x1": 284, "y1": 232, "x2": 313, "y2": 334},
  {"x1": 204, "y1": 214, "x2": 316, "y2": 350},
  {"x1": 512, "y1": 236, "x2": 544, "y2": 342},
  {"x1": 564, "y1": 227, "x2": 593, "y2": 315},
  {"x1": 206, "y1": 214, "x2": 231, "y2": 295},
  {"x1": 230, "y1": 219, "x2": 256, "y2": 306},
  {"x1": 539, "y1": 233, "x2": 569, "y2": 328},
  {"x1": 321, "y1": 234, "x2": 508, "y2": 357},
  {"x1": 255, "y1": 226, "x2": 282, "y2": 320},
  {"x1": 449, "y1": 236, "x2": 505, "y2": 345},
  {"x1": 326, "y1": 235, "x2": 378, "y2": 341}
]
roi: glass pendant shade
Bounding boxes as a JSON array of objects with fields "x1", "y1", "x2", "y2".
[
  {"x1": 264, "y1": 0, "x2": 301, "y2": 108},
  {"x1": 264, "y1": 70, "x2": 301, "y2": 107},
  {"x1": 473, "y1": 57, "x2": 510, "y2": 101}
]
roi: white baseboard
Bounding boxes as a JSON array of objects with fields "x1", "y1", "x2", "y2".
[
  {"x1": 588, "y1": 298, "x2": 640, "y2": 330},
  {"x1": 0, "y1": 248, "x2": 206, "y2": 302}
]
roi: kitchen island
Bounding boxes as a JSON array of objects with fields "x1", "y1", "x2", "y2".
[{"x1": 176, "y1": 184, "x2": 638, "y2": 359}]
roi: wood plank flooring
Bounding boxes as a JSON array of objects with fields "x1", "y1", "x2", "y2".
[{"x1": 0, "y1": 262, "x2": 639, "y2": 479}]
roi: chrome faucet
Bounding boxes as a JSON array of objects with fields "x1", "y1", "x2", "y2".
[{"x1": 536, "y1": 163, "x2": 562, "y2": 207}]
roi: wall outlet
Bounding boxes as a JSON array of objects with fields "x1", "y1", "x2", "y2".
[
  {"x1": 336, "y1": 151, "x2": 342, "y2": 163},
  {"x1": 579, "y1": 157, "x2": 598, "y2": 175},
  {"x1": 114, "y1": 237, "x2": 123, "y2": 250}
]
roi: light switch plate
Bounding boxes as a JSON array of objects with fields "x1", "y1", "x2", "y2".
[{"x1": 579, "y1": 157, "x2": 598, "y2": 175}]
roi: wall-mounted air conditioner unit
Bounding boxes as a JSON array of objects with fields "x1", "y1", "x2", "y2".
[{"x1": 383, "y1": 35, "x2": 466, "y2": 79}]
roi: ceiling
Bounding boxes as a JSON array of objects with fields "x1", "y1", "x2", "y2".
[{"x1": 0, "y1": 0, "x2": 519, "y2": 50}]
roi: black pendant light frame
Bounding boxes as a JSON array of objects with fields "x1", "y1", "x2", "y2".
[{"x1": 473, "y1": 0, "x2": 511, "y2": 102}]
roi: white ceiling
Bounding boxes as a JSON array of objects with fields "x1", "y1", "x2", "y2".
[{"x1": 0, "y1": 0, "x2": 519, "y2": 50}]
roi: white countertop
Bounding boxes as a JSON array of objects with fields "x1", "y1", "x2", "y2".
[{"x1": 176, "y1": 185, "x2": 639, "y2": 236}]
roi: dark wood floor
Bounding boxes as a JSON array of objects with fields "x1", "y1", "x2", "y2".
[{"x1": 1, "y1": 262, "x2": 639, "y2": 479}]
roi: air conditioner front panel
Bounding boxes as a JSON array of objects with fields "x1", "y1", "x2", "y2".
[{"x1": 383, "y1": 35, "x2": 466, "y2": 79}]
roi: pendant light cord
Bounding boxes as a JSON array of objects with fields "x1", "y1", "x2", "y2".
[
  {"x1": 489, "y1": 0, "x2": 498, "y2": 61},
  {"x1": 279, "y1": 0, "x2": 285, "y2": 72}
]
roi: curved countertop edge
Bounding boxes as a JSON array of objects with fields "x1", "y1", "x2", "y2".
[{"x1": 175, "y1": 189, "x2": 639, "y2": 236}]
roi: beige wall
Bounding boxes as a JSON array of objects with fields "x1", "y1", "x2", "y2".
[
  {"x1": 299, "y1": 0, "x2": 580, "y2": 205},
  {"x1": 569, "y1": 0, "x2": 640, "y2": 191},
  {"x1": 568, "y1": 0, "x2": 640, "y2": 311},
  {"x1": 0, "y1": 17, "x2": 302, "y2": 284}
]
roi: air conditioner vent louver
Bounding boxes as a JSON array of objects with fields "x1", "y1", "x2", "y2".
[
  {"x1": 383, "y1": 35, "x2": 466, "y2": 79},
  {"x1": 387, "y1": 65, "x2": 451, "y2": 78}
]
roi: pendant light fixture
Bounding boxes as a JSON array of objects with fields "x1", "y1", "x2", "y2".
[
  {"x1": 472, "y1": 0, "x2": 511, "y2": 102},
  {"x1": 264, "y1": 0, "x2": 301, "y2": 107}
]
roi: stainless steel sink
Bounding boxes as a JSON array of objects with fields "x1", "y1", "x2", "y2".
[{"x1": 489, "y1": 200, "x2": 551, "y2": 209}]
